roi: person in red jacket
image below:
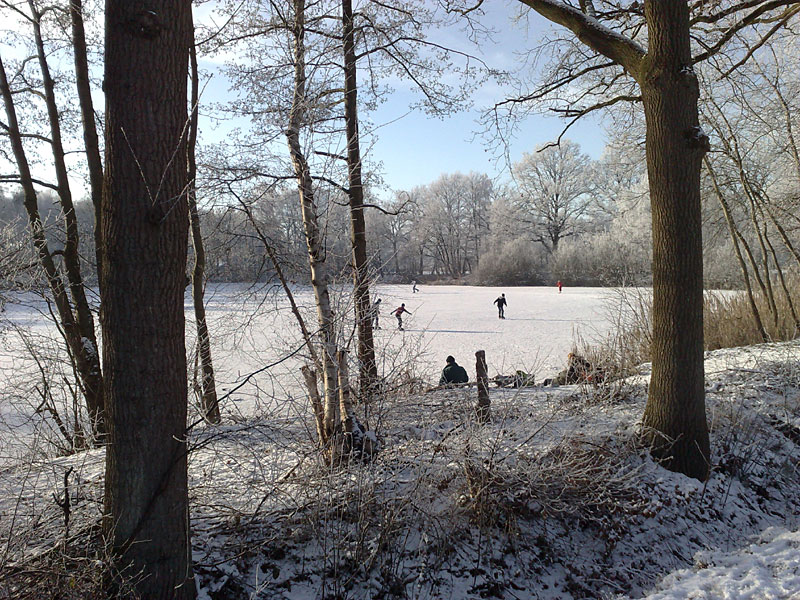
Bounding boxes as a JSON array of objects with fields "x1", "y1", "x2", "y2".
[
  {"x1": 394, "y1": 303, "x2": 411, "y2": 330},
  {"x1": 557, "y1": 280, "x2": 563, "y2": 293}
]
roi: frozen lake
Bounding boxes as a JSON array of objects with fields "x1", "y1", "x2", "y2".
[
  {"x1": 0, "y1": 283, "x2": 624, "y2": 460},
  {"x1": 199, "y1": 283, "x2": 621, "y2": 412}
]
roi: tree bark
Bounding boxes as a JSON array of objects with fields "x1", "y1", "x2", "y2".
[
  {"x1": 302, "y1": 365, "x2": 325, "y2": 445},
  {"x1": 337, "y1": 349, "x2": 355, "y2": 452},
  {"x1": 341, "y1": 0, "x2": 378, "y2": 402},
  {"x1": 102, "y1": 1, "x2": 195, "y2": 597},
  {"x1": 639, "y1": 0, "x2": 709, "y2": 480},
  {"x1": 188, "y1": 33, "x2": 220, "y2": 424}
]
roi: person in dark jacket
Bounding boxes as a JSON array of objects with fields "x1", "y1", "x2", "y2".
[
  {"x1": 439, "y1": 355, "x2": 468, "y2": 386},
  {"x1": 493, "y1": 293, "x2": 507, "y2": 319},
  {"x1": 371, "y1": 298, "x2": 382, "y2": 329}
]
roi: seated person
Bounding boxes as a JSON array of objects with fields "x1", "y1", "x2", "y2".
[
  {"x1": 546, "y1": 352, "x2": 604, "y2": 386},
  {"x1": 439, "y1": 355, "x2": 469, "y2": 386}
]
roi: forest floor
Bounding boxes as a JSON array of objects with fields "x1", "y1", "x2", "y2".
[{"x1": 2, "y1": 340, "x2": 799, "y2": 599}]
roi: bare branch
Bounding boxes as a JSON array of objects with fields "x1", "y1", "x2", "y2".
[
  {"x1": 716, "y1": 5, "x2": 800, "y2": 78},
  {"x1": 541, "y1": 94, "x2": 641, "y2": 150},
  {"x1": 516, "y1": 0, "x2": 646, "y2": 76},
  {"x1": 693, "y1": 2, "x2": 800, "y2": 64}
]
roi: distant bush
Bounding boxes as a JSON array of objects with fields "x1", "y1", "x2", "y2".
[
  {"x1": 473, "y1": 239, "x2": 546, "y2": 285},
  {"x1": 550, "y1": 234, "x2": 651, "y2": 287},
  {"x1": 703, "y1": 241, "x2": 744, "y2": 290}
]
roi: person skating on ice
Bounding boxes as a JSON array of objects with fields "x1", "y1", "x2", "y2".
[
  {"x1": 493, "y1": 293, "x2": 507, "y2": 319},
  {"x1": 412, "y1": 280, "x2": 419, "y2": 293},
  {"x1": 394, "y1": 303, "x2": 411, "y2": 330},
  {"x1": 371, "y1": 298, "x2": 382, "y2": 329}
]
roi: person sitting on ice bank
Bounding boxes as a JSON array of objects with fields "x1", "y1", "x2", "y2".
[
  {"x1": 439, "y1": 355, "x2": 469, "y2": 387},
  {"x1": 544, "y1": 352, "x2": 604, "y2": 386}
]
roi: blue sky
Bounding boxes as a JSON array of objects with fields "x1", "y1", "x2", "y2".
[
  {"x1": 365, "y1": 88, "x2": 607, "y2": 194},
  {"x1": 196, "y1": 0, "x2": 609, "y2": 198}
]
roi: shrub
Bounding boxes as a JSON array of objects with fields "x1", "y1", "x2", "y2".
[
  {"x1": 551, "y1": 234, "x2": 651, "y2": 287},
  {"x1": 474, "y1": 239, "x2": 546, "y2": 285}
]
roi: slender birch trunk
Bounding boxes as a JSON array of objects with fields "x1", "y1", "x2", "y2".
[{"x1": 287, "y1": 0, "x2": 341, "y2": 442}]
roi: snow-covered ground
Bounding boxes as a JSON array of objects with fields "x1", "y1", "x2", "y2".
[{"x1": 1, "y1": 285, "x2": 798, "y2": 599}]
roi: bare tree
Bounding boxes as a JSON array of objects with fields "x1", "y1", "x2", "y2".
[
  {"x1": 287, "y1": 0, "x2": 349, "y2": 451},
  {"x1": 0, "y1": 3, "x2": 104, "y2": 441},
  {"x1": 513, "y1": 140, "x2": 595, "y2": 254},
  {"x1": 341, "y1": 0, "x2": 377, "y2": 401},
  {"x1": 461, "y1": 0, "x2": 800, "y2": 479},
  {"x1": 418, "y1": 173, "x2": 492, "y2": 278},
  {"x1": 188, "y1": 20, "x2": 220, "y2": 424}
]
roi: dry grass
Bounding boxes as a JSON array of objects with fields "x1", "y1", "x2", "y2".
[{"x1": 588, "y1": 283, "x2": 800, "y2": 371}]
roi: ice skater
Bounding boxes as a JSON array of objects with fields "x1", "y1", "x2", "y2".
[
  {"x1": 394, "y1": 303, "x2": 411, "y2": 330},
  {"x1": 557, "y1": 280, "x2": 563, "y2": 293},
  {"x1": 412, "y1": 280, "x2": 419, "y2": 293},
  {"x1": 493, "y1": 293, "x2": 507, "y2": 319},
  {"x1": 371, "y1": 298, "x2": 382, "y2": 329}
]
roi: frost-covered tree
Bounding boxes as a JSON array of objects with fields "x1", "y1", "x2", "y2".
[
  {"x1": 419, "y1": 172, "x2": 492, "y2": 278},
  {"x1": 513, "y1": 140, "x2": 596, "y2": 254}
]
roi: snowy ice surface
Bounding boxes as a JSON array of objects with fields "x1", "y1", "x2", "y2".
[
  {"x1": 1, "y1": 284, "x2": 798, "y2": 600},
  {"x1": 197, "y1": 283, "x2": 629, "y2": 415}
]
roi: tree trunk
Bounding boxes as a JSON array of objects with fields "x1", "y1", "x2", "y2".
[
  {"x1": 762, "y1": 223, "x2": 799, "y2": 331},
  {"x1": 188, "y1": 34, "x2": 220, "y2": 424},
  {"x1": 337, "y1": 349, "x2": 355, "y2": 450},
  {"x1": 640, "y1": 0, "x2": 709, "y2": 481},
  {"x1": 102, "y1": 1, "x2": 195, "y2": 597},
  {"x1": 341, "y1": 0, "x2": 378, "y2": 403},
  {"x1": 475, "y1": 350, "x2": 490, "y2": 423},
  {"x1": 70, "y1": 0, "x2": 104, "y2": 287},
  {"x1": 302, "y1": 365, "x2": 325, "y2": 444},
  {"x1": 744, "y1": 190, "x2": 778, "y2": 329},
  {"x1": 287, "y1": 0, "x2": 340, "y2": 442}
]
